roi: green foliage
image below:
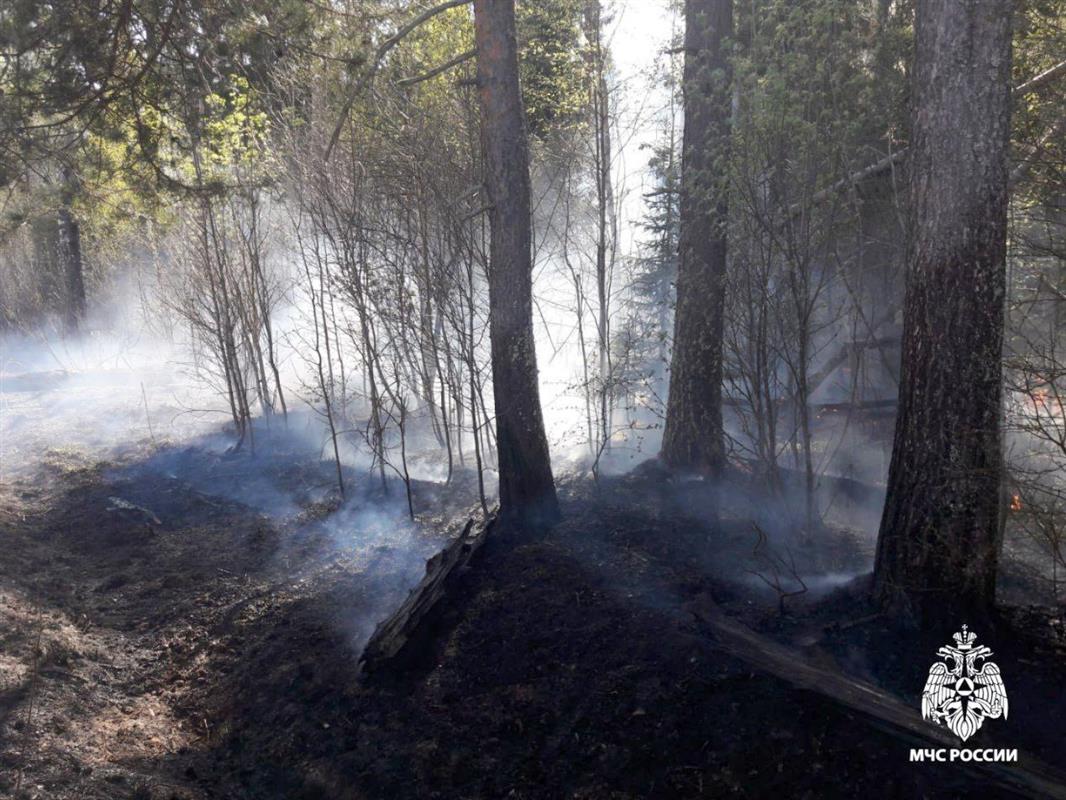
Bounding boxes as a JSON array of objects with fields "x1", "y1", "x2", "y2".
[
  {"x1": 375, "y1": 0, "x2": 589, "y2": 140},
  {"x1": 5, "y1": 0, "x2": 1060, "y2": 331},
  {"x1": 1013, "y1": 0, "x2": 1066, "y2": 205},
  {"x1": 732, "y1": 0, "x2": 909, "y2": 196},
  {"x1": 200, "y1": 77, "x2": 271, "y2": 174},
  {"x1": 516, "y1": 0, "x2": 589, "y2": 137}
]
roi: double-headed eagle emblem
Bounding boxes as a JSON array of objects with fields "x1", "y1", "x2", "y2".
[{"x1": 921, "y1": 625, "x2": 1008, "y2": 742}]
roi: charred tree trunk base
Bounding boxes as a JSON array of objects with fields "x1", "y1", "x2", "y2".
[
  {"x1": 872, "y1": 0, "x2": 1011, "y2": 620},
  {"x1": 359, "y1": 515, "x2": 494, "y2": 678},
  {"x1": 660, "y1": 0, "x2": 732, "y2": 490},
  {"x1": 474, "y1": 0, "x2": 560, "y2": 524}
]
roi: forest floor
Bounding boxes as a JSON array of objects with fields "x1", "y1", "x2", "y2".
[{"x1": 1, "y1": 432, "x2": 1066, "y2": 799}]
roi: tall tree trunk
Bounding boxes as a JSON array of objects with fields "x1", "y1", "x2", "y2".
[
  {"x1": 473, "y1": 0, "x2": 559, "y2": 524},
  {"x1": 58, "y1": 164, "x2": 86, "y2": 333},
  {"x1": 873, "y1": 0, "x2": 1012, "y2": 619},
  {"x1": 661, "y1": 0, "x2": 731, "y2": 484}
]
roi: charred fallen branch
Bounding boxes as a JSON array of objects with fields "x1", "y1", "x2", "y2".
[
  {"x1": 359, "y1": 515, "x2": 494, "y2": 676},
  {"x1": 688, "y1": 594, "x2": 1066, "y2": 800}
]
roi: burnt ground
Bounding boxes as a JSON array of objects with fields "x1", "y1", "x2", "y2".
[{"x1": 1, "y1": 441, "x2": 1065, "y2": 799}]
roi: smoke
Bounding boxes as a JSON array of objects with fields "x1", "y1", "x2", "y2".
[
  {"x1": 0, "y1": 276, "x2": 477, "y2": 655},
  {"x1": 1, "y1": 327, "x2": 226, "y2": 480},
  {"x1": 124, "y1": 419, "x2": 447, "y2": 649},
  {"x1": 0, "y1": 0, "x2": 978, "y2": 636}
]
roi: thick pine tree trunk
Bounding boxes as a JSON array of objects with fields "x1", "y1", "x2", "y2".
[
  {"x1": 473, "y1": 0, "x2": 560, "y2": 524},
  {"x1": 873, "y1": 0, "x2": 1012, "y2": 618},
  {"x1": 661, "y1": 0, "x2": 731, "y2": 482}
]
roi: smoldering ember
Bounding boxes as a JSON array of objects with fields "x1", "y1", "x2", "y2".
[{"x1": 1, "y1": 1, "x2": 1064, "y2": 799}]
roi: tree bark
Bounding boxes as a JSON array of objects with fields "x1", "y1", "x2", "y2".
[
  {"x1": 360, "y1": 517, "x2": 491, "y2": 676},
  {"x1": 661, "y1": 0, "x2": 731, "y2": 484},
  {"x1": 873, "y1": 0, "x2": 1012, "y2": 619},
  {"x1": 58, "y1": 164, "x2": 86, "y2": 333},
  {"x1": 473, "y1": 0, "x2": 560, "y2": 524}
]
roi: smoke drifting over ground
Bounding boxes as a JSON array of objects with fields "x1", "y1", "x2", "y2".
[
  {"x1": 1, "y1": 330, "x2": 221, "y2": 476},
  {"x1": 0, "y1": 302, "x2": 484, "y2": 664}
]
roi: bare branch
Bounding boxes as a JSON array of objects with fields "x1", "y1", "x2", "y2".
[
  {"x1": 1014, "y1": 59, "x2": 1066, "y2": 96},
  {"x1": 397, "y1": 48, "x2": 477, "y2": 87},
  {"x1": 325, "y1": 0, "x2": 473, "y2": 159}
]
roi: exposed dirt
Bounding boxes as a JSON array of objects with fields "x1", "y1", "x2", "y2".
[
  {"x1": 0, "y1": 438, "x2": 465, "y2": 799},
  {"x1": 1, "y1": 445, "x2": 1064, "y2": 799}
]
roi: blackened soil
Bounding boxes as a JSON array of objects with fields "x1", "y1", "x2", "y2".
[{"x1": 2, "y1": 451, "x2": 1064, "y2": 800}]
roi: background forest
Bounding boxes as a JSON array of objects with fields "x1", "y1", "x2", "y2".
[
  {"x1": 1, "y1": 0, "x2": 1066, "y2": 797},
  {"x1": 5, "y1": 0, "x2": 1064, "y2": 601}
]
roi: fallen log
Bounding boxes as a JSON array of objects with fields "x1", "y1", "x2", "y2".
[
  {"x1": 359, "y1": 514, "x2": 494, "y2": 676},
  {"x1": 688, "y1": 594, "x2": 1066, "y2": 799}
]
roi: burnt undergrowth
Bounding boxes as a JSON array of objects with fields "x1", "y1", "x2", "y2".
[{"x1": 1, "y1": 447, "x2": 1064, "y2": 799}]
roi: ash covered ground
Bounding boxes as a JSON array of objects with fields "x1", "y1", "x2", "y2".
[{"x1": 2, "y1": 350, "x2": 1065, "y2": 800}]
